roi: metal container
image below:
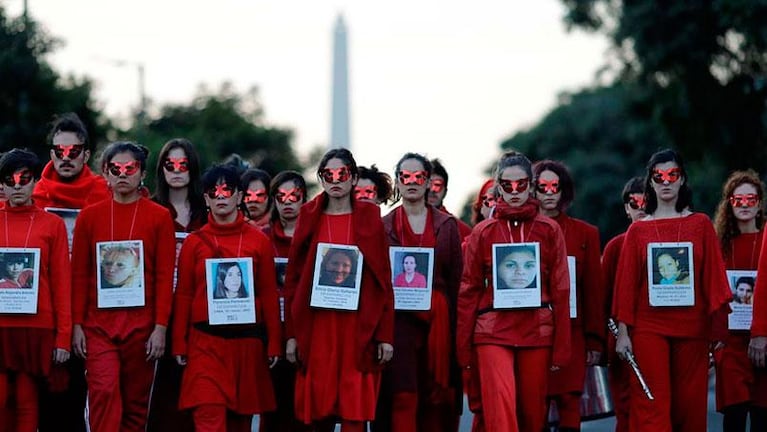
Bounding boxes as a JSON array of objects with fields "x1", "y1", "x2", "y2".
[{"x1": 547, "y1": 365, "x2": 615, "y2": 425}]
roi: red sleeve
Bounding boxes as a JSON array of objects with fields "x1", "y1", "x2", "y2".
[
  {"x1": 753, "y1": 229, "x2": 767, "y2": 336},
  {"x1": 283, "y1": 227, "x2": 303, "y2": 341},
  {"x1": 371, "y1": 216, "x2": 394, "y2": 345},
  {"x1": 548, "y1": 224, "x2": 572, "y2": 367},
  {"x1": 613, "y1": 225, "x2": 641, "y2": 326},
  {"x1": 601, "y1": 235, "x2": 623, "y2": 320},
  {"x1": 582, "y1": 225, "x2": 606, "y2": 353},
  {"x1": 50, "y1": 217, "x2": 73, "y2": 349},
  {"x1": 457, "y1": 227, "x2": 484, "y2": 368},
  {"x1": 70, "y1": 208, "x2": 94, "y2": 325},
  {"x1": 702, "y1": 222, "x2": 732, "y2": 341},
  {"x1": 153, "y1": 209, "x2": 177, "y2": 327},
  {"x1": 254, "y1": 236, "x2": 283, "y2": 357},
  {"x1": 171, "y1": 235, "x2": 198, "y2": 357}
]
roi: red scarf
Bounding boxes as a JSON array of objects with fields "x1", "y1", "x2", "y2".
[{"x1": 493, "y1": 196, "x2": 540, "y2": 222}]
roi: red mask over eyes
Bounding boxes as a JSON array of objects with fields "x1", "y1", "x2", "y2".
[
  {"x1": 276, "y1": 187, "x2": 303, "y2": 204},
  {"x1": 628, "y1": 193, "x2": 646, "y2": 210},
  {"x1": 482, "y1": 194, "x2": 496, "y2": 208},
  {"x1": 3, "y1": 170, "x2": 33, "y2": 188},
  {"x1": 163, "y1": 157, "x2": 189, "y2": 173},
  {"x1": 354, "y1": 185, "x2": 378, "y2": 201},
  {"x1": 206, "y1": 184, "x2": 234, "y2": 199},
  {"x1": 52, "y1": 144, "x2": 84, "y2": 160},
  {"x1": 651, "y1": 167, "x2": 682, "y2": 184},
  {"x1": 729, "y1": 193, "x2": 759, "y2": 208},
  {"x1": 430, "y1": 179, "x2": 445, "y2": 193},
  {"x1": 320, "y1": 166, "x2": 351, "y2": 184},
  {"x1": 244, "y1": 188, "x2": 267, "y2": 203},
  {"x1": 398, "y1": 170, "x2": 428, "y2": 186},
  {"x1": 107, "y1": 161, "x2": 140, "y2": 177},
  {"x1": 499, "y1": 178, "x2": 530, "y2": 194},
  {"x1": 536, "y1": 179, "x2": 560, "y2": 194}
]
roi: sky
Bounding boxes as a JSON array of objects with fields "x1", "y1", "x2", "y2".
[{"x1": 6, "y1": 0, "x2": 608, "y2": 213}]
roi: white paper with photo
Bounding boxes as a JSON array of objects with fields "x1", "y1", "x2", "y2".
[
  {"x1": 492, "y1": 242, "x2": 542, "y2": 309},
  {"x1": 173, "y1": 232, "x2": 189, "y2": 292},
  {"x1": 726, "y1": 270, "x2": 756, "y2": 330},
  {"x1": 310, "y1": 243, "x2": 363, "y2": 310},
  {"x1": 390, "y1": 246, "x2": 434, "y2": 311},
  {"x1": 44, "y1": 207, "x2": 80, "y2": 254},
  {"x1": 97, "y1": 240, "x2": 145, "y2": 308},
  {"x1": 274, "y1": 257, "x2": 288, "y2": 322},
  {"x1": 567, "y1": 256, "x2": 577, "y2": 318},
  {"x1": 206, "y1": 257, "x2": 256, "y2": 325},
  {"x1": 0, "y1": 248, "x2": 41, "y2": 314},
  {"x1": 647, "y1": 242, "x2": 695, "y2": 307}
]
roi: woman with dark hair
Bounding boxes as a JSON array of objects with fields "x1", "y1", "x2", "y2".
[
  {"x1": 153, "y1": 138, "x2": 207, "y2": 231},
  {"x1": 375, "y1": 152, "x2": 462, "y2": 432},
  {"x1": 0, "y1": 149, "x2": 71, "y2": 431},
  {"x1": 284, "y1": 148, "x2": 394, "y2": 432},
  {"x1": 212, "y1": 262, "x2": 248, "y2": 299},
  {"x1": 533, "y1": 159, "x2": 604, "y2": 431},
  {"x1": 457, "y1": 151, "x2": 571, "y2": 431},
  {"x1": 355, "y1": 165, "x2": 394, "y2": 206},
  {"x1": 614, "y1": 149, "x2": 731, "y2": 431},
  {"x1": 70, "y1": 141, "x2": 176, "y2": 431},
  {"x1": 471, "y1": 179, "x2": 496, "y2": 226},
  {"x1": 240, "y1": 169, "x2": 272, "y2": 229},
  {"x1": 172, "y1": 164, "x2": 282, "y2": 431},
  {"x1": 601, "y1": 176, "x2": 645, "y2": 432},
  {"x1": 317, "y1": 248, "x2": 358, "y2": 287},
  {"x1": 712, "y1": 169, "x2": 767, "y2": 430}
]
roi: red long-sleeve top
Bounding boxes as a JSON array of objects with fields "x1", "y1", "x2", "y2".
[
  {"x1": 613, "y1": 214, "x2": 731, "y2": 339},
  {"x1": 71, "y1": 197, "x2": 176, "y2": 329},
  {"x1": 32, "y1": 162, "x2": 110, "y2": 210},
  {"x1": 748, "y1": 230, "x2": 767, "y2": 336},
  {"x1": 602, "y1": 232, "x2": 626, "y2": 323},
  {"x1": 457, "y1": 199, "x2": 572, "y2": 368},
  {"x1": 171, "y1": 214, "x2": 282, "y2": 358},
  {"x1": 263, "y1": 219, "x2": 292, "y2": 258},
  {"x1": 0, "y1": 205, "x2": 72, "y2": 349},
  {"x1": 553, "y1": 213, "x2": 605, "y2": 352}
]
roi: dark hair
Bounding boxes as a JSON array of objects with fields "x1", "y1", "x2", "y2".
[
  {"x1": 494, "y1": 151, "x2": 533, "y2": 181},
  {"x1": 622, "y1": 176, "x2": 646, "y2": 203},
  {"x1": 735, "y1": 276, "x2": 755, "y2": 288},
  {"x1": 430, "y1": 158, "x2": 448, "y2": 187},
  {"x1": 714, "y1": 169, "x2": 765, "y2": 257},
  {"x1": 471, "y1": 179, "x2": 497, "y2": 225},
  {"x1": 358, "y1": 165, "x2": 395, "y2": 205},
  {"x1": 202, "y1": 164, "x2": 241, "y2": 192},
  {"x1": 317, "y1": 148, "x2": 359, "y2": 207},
  {"x1": 153, "y1": 138, "x2": 206, "y2": 225},
  {"x1": 223, "y1": 153, "x2": 251, "y2": 177},
  {"x1": 47, "y1": 112, "x2": 90, "y2": 151},
  {"x1": 319, "y1": 247, "x2": 358, "y2": 287},
  {"x1": 643, "y1": 149, "x2": 693, "y2": 214},
  {"x1": 532, "y1": 160, "x2": 575, "y2": 211},
  {"x1": 213, "y1": 261, "x2": 247, "y2": 299},
  {"x1": 100, "y1": 141, "x2": 150, "y2": 173},
  {"x1": 270, "y1": 170, "x2": 307, "y2": 221},
  {"x1": 393, "y1": 153, "x2": 433, "y2": 205},
  {"x1": 240, "y1": 168, "x2": 273, "y2": 219},
  {"x1": 0, "y1": 149, "x2": 43, "y2": 179}
]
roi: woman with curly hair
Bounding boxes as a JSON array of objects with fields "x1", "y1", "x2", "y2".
[{"x1": 355, "y1": 165, "x2": 394, "y2": 206}]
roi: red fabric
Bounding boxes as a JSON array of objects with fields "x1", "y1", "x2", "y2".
[
  {"x1": 0, "y1": 205, "x2": 71, "y2": 349},
  {"x1": 284, "y1": 194, "x2": 394, "y2": 372},
  {"x1": 437, "y1": 205, "x2": 471, "y2": 241},
  {"x1": 171, "y1": 213, "x2": 282, "y2": 358},
  {"x1": 0, "y1": 329, "x2": 54, "y2": 379},
  {"x1": 750, "y1": 228, "x2": 767, "y2": 336},
  {"x1": 629, "y1": 331, "x2": 709, "y2": 432},
  {"x1": 608, "y1": 354, "x2": 631, "y2": 432},
  {"x1": 71, "y1": 197, "x2": 176, "y2": 328},
  {"x1": 32, "y1": 162, "x2": 110, "y2": 210},
  {"x1": 391, "y1": 391, "x2": 418, "y2": 432},
  {"x1": 264, "y1": 220, "x2": 292, "y2": 258},
  {"x1": 84, "y1": 323, "x2": 155, "y2": 432},
  {"x1": 0, "y1": 371, "x2": 39, "y2": 432},
  {"x1": 613, "y1": 214, "x2": 732, "y2": 338},
  {"x1": 456, "y1": 198, "x2": 572, "y2": 368},
  {"x1": 476, "y1": 344, "x2": 550, "y2": 432},
  {"x1": 192, "y1": 404, "x2": 253, "y2": 432}
]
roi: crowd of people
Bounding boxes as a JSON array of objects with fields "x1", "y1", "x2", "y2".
[{"x1": 0, "y1": 111, "x2": 766, "y2": 432}]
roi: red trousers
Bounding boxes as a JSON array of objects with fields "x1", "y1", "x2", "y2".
[
  {"x1": 84, "y1": 325, "x2": 155, "y2": 432},
  {"x1": 629, "y1": 331, "x2": 708, "y2": 432},
  {"x1": 608, "y1": 358, "x2": 631, "y2": 432},
  {"x1": 476, "y1": 344, "x2": 550, "y2": 432},
  {"x1": 192, "y1": 404, "x2": 252, "y2": 432},
  {"x1": 0, "y1": 372, "x2": 38, "y2": 432}
]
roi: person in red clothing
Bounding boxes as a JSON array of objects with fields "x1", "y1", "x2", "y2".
[
  {"x1": 713, "y1": 169, "x2": 767, "y2": 431},
  {"x1": 470, "y1": 179, "x2": 496, "y2": 227},
  {"x1": 355, "y1": 165, "x2": 394, "y2": 206},
  {"x1": 600, "y1": 176, "x2": 645, "y2": 432},
  {"x1": 614, "y1": 149, "x2": 732, "y2": 432},
  {"x1": 240, "y1": 168, "x2": 272, "y2": 229},
  {"x1": 284, "y1": 148, "x2": 394, "y2": 432},
  {"x1": 70, "y1": 141, "x2": 176, "y2": 432},
  {"x1": 457, "y1": 151, "x2": 571, "y2": 432},
  {"x1": 259, "y1": 170, "x2": 308, "y2": 432},
  {"x1": 0, "y1": 149, "x2": 72, "y2": 432},
  {"x1": 428, "y1": 159, "x2": 473, "y2": 240},
  {"x1": 171, "y1": 165, "x2": 282, "y2": 432},
  {"x1": 533, "y1": 159, "x2": 604, "y2": 432},
  {"x1": 374, "y1": 153, "x2": 463, "y2": 432}
]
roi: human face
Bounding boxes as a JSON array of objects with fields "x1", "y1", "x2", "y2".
[
  {"x1": 105, "y1": 152, "x2": 144, "y2": 199},
  {"x1": 736, "y1": 282, "x2": 753, "y2": 304},
  {"x1": 650, "y1": 162, "x2": 684, "y2": 204},
  {"x1": 536, "y1": 170, "x2": 561, "y2": 212},
  {"x1": 427, "y1": 174, "x2": 446, "y2": 207},
  {"x1": 480, "y1": 190, "x2": 496, "y2": 220},
  {"x1": 397, "y1": 159, "x2": 429, "y2": 204},
  {"x1": 102, "y1": 250, "x2": 137, "y2": 287},
  {"x1": 204, "y1": 181, "x2": 242, "y2": 222},
  {"x1": 2, "y1": 168, "x2": 36, "y2": 207},
  {"x1": 274, "y1": 180, "x2": 303, "y2": 221},
  {"x1": 51, "y1": 132, "x2": 89, "y2": 180},
  {"x1": 224, "y1": 265, "x2": 242, "y2": 293},
  {"x1": 657, "y1": 254, "x2": 680, "y2": 281},
  {"x1": 498, "y1": 250, "x2": 537, "y2": 289},
  {"x1": 5, "y1": 261, "x2": 23, "y2": 281},
  {"x1": 403, "y1": 256, "x2": 416, "y2": 275},
  {"x1": 244, "y1": 180, "x2": 269, "y2": 219},
  {"x1": 162, "y1": 147, "x2": 190, "y2": 189},
  {"x1": 325, "y1": 251, "x2": 352, "y2": 284},
  {"x1": 730, "y1": 183, "x2": 760, "y2": 224},
  {"x1": 498, "y1": 166, "x2": 531, "y2": 207},
  {"x1": 320, "y1": 158, "x2": 355, "y2": 200},
  {"x1": 354, "y1": 178, "x2": 379, "y2": 204},
  {"x1": 625, "y1": 193, "x2": 647, "y2": 222}
]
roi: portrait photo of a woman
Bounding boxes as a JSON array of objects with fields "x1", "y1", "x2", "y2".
[
  {"x1": 212, "y1": 261, "x2": 248, "y2": 299},
  {"x1": 733, "y1": 275, "x2": 755, "y2": 305},
  {"x1": 652, "y1": 247, "x2": 691, "y2": 285},
  {"x1": 99, "y1": 245, "x2": 141, "y2": 289},
  {"x1": 317, "y1": 247, "x2": 359, "y2": 288},
  {"x1": 495, "y1": 244, "x2": 539, "y2": 290},
  {"x1": 392, "y1": 254, "x2": 427, "y2": 288},
  {"x1": 0, "y1": 253, "x2": 34, "y2": 289}
]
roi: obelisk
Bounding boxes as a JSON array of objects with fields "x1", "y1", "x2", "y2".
[{"x1": 330, "y1": 14, "x2": 350, "y2": 150}]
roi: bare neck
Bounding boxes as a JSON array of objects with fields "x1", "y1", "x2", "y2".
[
  {"x1": 325, "y1": 195, "x2": 352, "y2": 215},
  {"x1": 738, "y1": 219, "x2": 759, "y2": 234}
]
